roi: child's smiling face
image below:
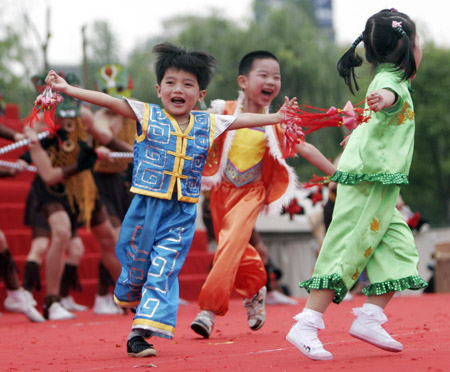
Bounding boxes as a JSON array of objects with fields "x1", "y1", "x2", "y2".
[
  {"x1": 238, "y1": 58, "x2": 281, "y2": 110},
  {"x1": 156, "y1": 68, "x2": 206, "y2": 120}
]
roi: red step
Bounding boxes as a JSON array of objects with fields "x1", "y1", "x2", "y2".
[
  {"x1": 0, "y1": 181, "x2": 31, "y2": 203},
  {"x1": 0, "y1": 203, "x2": 27, "y2": 230}
]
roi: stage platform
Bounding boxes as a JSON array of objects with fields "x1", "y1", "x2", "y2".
[{"x1": 1, "y1": 293, "x2": 449, "y2": 372}]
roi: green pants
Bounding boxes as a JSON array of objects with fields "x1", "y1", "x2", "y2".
[{"x1": 300, "y1": 181, "x2": 427, "y2": 303}]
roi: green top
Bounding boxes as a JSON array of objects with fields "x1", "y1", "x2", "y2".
[{"x1": 332, "y1": 64, "x2": 415, "y2": 185}]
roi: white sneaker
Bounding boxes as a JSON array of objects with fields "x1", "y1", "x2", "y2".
[
  {"x1": 349, "y1": 305, "x2": 403, "y2": 352},
  {"x1": 4, "y1": 288, "x2": 45, "y2": 323},
  {"x1": 244, "y1": 286, "x2": 266, "y2": 330},
  {"x1": 191, "y1": 310, "x2": 215, "y2": 338},
  {"x1": 266, "y1": 290, "x2": 298, "y2": 305},
  {"x1": 23, "y1": 289, "x2": 38, "y2": 307},
  {"x1": 61, "y1": 295, "x2": 88, "y2": 312},
  {"x1": 286, "y1": 310, "x2": 333, "y2": 361},
  {"x1": 47, "y1": 301, "x2": 76, "y2": 320},
  {"x1": 93, "y1": 294, "x2": 124, "y2": 315}
]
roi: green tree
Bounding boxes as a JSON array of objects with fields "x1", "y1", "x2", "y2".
[
  {"x1": 127, "y1": 43, "x2": 159, "y2": 103},
  {"x1": 0, "y1": 22, "x2": 37, "y2": 115},
  {"x1": 85, "y1": 21, "x2": 122, "y2": 90}
]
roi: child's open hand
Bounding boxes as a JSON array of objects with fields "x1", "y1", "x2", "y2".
[
  {"x1": 278, "y1": 96, "x2": 299, "y2": 123},
  {"x1": 367, "y1": 89, "x2": 396, "y2": 112},
  {"x1": 45, "y1": 70, "x2": 69, "y2": 93},
  {"x1": 281, "y1": 96, "x2": 299, "y2": 111}
]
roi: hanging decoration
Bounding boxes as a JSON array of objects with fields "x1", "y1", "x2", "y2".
[{"x1": 281, "y1": 100, "x2": 372, "y2": 158}]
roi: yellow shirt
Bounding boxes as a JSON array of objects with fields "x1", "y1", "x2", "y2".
[{"x1": 225, "y1": 127, "x2": 266, "y2": 187}]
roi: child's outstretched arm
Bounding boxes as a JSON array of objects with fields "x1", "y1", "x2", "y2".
[
  {"x1": 45, "y1": 70, "x2": 137, "y2": 120},
  {"x1": 367, "y1": 89, "x2": 397, "y2": 112},
  {"x1": 228, "y1": 96, "x2": 297, "y2": 130},
  {"x1": 295, "y1": 141, "x2": 337, "y2": 175}
]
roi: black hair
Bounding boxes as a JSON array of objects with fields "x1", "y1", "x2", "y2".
[
  {"x1": 238, "y1": 50, "x2": 279, "y2": 76},
  {"x1": 152, "y1": 42, "x2": 217, "y2": 90},
  {"x1": 337, "y1": 9, "x2": 417, "y2": 94}
]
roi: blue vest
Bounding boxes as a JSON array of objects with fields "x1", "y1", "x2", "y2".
[{"x1": 130, "y1": 103, "x2": 215, "y2": 203}]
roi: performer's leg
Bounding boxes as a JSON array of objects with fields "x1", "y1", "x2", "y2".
[
  {"x1": 45, "y1": 209, "x2": 71, "y2": 296},
  {"x1": 60, "y1": 236, "x2": 88, "y2": 312},
  {"x1": 0, "y1": 230, "x2": 20, "y2": 290},
  {"x1": 234, "y1": 243, "x2": 267, "y2": 298},
  {"x1": 349, "y1": 208, "x2": 427, "y2": 352},
  {"x1": 198, "y1": 183, "x2": 265, "y2": 316},
  {"x1": 132, "y1": 199, "x2": 197, "y2": 339},
  {"x1": 114, "y1": 195, "x2": 156, "y2": 307},
  {"x1": 1, "y1": 231, "x2": 45, "y2": 322},
  {"x1": 43, "y1": 205, "x2": 76, "y2": 320}
]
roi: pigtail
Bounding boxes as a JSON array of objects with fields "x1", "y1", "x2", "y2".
[
  {"x1": 391, "y1": 26, "x2": 417, "y2": 81},
  {"x1": 337, "y1": 33, "x2": 364, "y2": 95}
]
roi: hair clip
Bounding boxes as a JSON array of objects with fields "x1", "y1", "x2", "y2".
[
  {"x1": 390, "y1": 8, "x2": 398, "y2": 12},
  {"x1": 392, "y1": 20, "x2": 406, "y2": 35}
]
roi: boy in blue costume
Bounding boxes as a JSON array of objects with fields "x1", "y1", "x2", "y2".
[{"x1": 45, "y1": 42, "x2": 296, "y2": 357}]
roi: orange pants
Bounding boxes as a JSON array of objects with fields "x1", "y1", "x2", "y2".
[{"x1": 198, "y1": 182, "x2": 267, "y2": 316}]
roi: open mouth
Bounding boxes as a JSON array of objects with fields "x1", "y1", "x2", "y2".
[
  {"x1": 171, "y1": 97, "x2": 185, "y2": 105},
  {"x1": 262, "y1": 90, "x2": 273, "y2": 98}
]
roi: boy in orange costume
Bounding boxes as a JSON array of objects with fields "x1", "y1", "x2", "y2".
[{"x1": 191, "y1": 51, "x2": 337, "y2": 338}]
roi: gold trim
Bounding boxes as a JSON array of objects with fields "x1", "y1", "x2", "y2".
[
  {"x1": 184, "y1": 113, "x2": 195, "y2": 134},
  {"x1": 209, "y1": 113, "x2": 215, "y2": 147},
  {"x1": 113, "y1": 295, "x2": 140, "y2": 308},
  {"x1": 130, "y1": 186, "x2": 173, "y2": 199},
  {"x1": 136, "y1": 103, "x2": 150, "y2": 143},
  {"x1": 178, "y1": 194, "x2": 199, "y2": 203},
  {"x1": 133, "y1": 318, "x2": 176, "y2": 334}
]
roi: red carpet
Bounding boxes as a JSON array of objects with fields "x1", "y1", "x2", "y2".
[{"x1": 1, "y1": 293, "x2": 449, "y2": 372}]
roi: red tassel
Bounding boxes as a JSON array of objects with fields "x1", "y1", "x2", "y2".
[
  {"x1": 24, "y1": 105, "x2": 42, "y2": 127},
  {"x1": 303, "y1": 174, "x2": 331, "y2": 188},
  {"x1": 280, "y1": 100, "x2": 372, "y2": 157},
  {"x1": 26, "y1": 87, "x2": 62, "y2": 131},
  {"x1": 43, "y1": 106, "x2": 56, "y2": 130}
]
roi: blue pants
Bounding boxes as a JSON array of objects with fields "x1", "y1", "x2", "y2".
[{"x1": 114, "y1": 194, "x2": 196, "y2": 339}]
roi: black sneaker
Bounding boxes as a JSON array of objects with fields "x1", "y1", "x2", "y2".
[{"x1": 126, "y1": 336, "x2": 157, "y2": 357}]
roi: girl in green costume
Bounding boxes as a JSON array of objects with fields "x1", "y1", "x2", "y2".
[{"x1": 286, "y1": 8, "x2": 427, "y2": 361}]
